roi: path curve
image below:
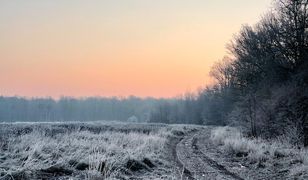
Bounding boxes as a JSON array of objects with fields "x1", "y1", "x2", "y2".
[{"x1": 176, "y1": 128, "x2": 244, "y2": 180}]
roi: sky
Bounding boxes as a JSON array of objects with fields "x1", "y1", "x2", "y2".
[{"x1": 0, "y1": 0, "x2": 272, "y2": 98}]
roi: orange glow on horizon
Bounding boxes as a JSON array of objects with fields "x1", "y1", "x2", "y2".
[{"x1": 0, "y1": 0, "x2": 271, "y2": 98}]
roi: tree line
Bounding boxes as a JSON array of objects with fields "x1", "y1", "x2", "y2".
[
  {"x1": 0, "y1": 96, "x2": 165, "y2": 122},
  {"x1": 150, "y1": 0, "x2": 308, "y2": 146}
]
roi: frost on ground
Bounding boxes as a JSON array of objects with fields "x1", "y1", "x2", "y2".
[
  {"x1": 210, "y1": 126, "x2": 308, "y2": 179},
  {"x1": 0, "y1": 122, "x2": 198, "y2": 180}
]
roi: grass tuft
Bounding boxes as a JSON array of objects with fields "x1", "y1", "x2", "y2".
[{"x1": 210, "y1": 126, "x2": 308, "y2": 178}]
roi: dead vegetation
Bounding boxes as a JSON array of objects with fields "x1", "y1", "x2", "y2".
[
  {"x1": 0, "y1": 122, "x2": 197, "y2": 180},
  {"x1": 210, "y1": 126, "x2": 308, "y2": 179}
]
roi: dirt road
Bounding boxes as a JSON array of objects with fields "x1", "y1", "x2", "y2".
[{"x1": 176, "y1": 128, "x2": 244, "y2": 180}]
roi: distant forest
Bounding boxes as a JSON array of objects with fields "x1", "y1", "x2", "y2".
[
  {"x1": 0, "y1": 96, "x2": 169, "y2": 122},
  {"x1": 0, "y1": 0, "x2": 307, "y2": 146}
]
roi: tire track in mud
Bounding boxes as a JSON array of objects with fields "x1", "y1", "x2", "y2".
[
  {"x1": 176, "y1": 130, "x2": 244, "y2": 180},
  {"x1": 168, "y1": 133, "x2": 195, "y2": 180}
]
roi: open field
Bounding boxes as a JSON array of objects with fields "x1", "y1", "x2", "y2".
[
  {"x1": 1, "y1": 123, "x2": 307, "y2": 180},
  {"x1": 0, "y1": 122, "x2": 201, "y2": 180}
]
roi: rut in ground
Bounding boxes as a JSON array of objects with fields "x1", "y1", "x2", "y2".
[{"x1": 176, "y1": 129, "x2": 243, "y2": 180}]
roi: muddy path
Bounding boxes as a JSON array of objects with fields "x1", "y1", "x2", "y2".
[{"x1": 176, "y1": 128, "x2": 244, "y2": 180}]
